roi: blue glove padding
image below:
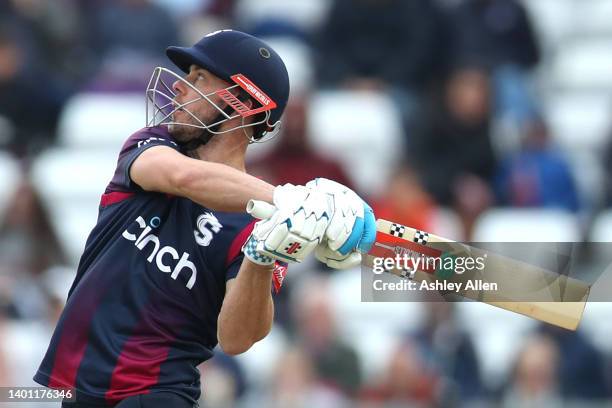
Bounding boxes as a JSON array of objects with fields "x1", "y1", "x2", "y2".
[
  {"x1": 360, "y1": 203, "x2": 376, "y2": 252},
  {"x1": 338, "y1": 202, "x2": 376, "y2": 255}
]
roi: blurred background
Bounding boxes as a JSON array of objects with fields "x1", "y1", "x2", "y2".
[{"x1": 0, "y1": 0, "x2": 612, "y2": 406}]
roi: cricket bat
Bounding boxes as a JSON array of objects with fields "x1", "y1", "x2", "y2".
[{"x1": 247, "y1": 200, "x2": 589, "y2": 330}]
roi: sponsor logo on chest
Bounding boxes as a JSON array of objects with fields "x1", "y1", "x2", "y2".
[{"x1": 121, "y1": 213, "x2": 223, "y2": 289}]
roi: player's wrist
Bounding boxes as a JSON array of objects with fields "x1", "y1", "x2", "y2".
[{"x1": 242, "y1": 236, "x2": 275, "y2": 266}]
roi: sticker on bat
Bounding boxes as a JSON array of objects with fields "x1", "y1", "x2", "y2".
[
  {"x1": 389, "y1": 223, "x2": 405, "y2": 238},
  {"x1": 413, "y1": 230, "x2": 429, "y2": 245}
]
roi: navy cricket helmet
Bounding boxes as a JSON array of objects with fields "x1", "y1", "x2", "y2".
[{"x1": 165, "y1": 29, "x2": 290, "y2": 138}]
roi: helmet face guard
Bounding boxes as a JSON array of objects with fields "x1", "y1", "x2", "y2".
[{"x1": 145, "y1": 67, "x2": 281, "y2": 143}]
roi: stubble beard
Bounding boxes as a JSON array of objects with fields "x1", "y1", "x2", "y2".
[
  {"x1": 168, "y1": 107, "x2": 216, "y2": 146},
  {"x1": 168, "y1": 122, "x2": 200, "y2": 142}
]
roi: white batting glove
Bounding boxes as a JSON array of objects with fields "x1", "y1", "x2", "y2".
[
  {"x1": 314, "y1": 245, "x2": 363, "y2": 269},
  {"x1": 306, "y1": 178, "x2": 376, "y2": 269},
  {"x1": 242, "y1": 184, "x2": 333, "y2": 265}
]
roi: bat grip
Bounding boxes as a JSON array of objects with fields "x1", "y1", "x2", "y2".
[{"x1": 246, "y1": 200, "x2": 277, "y2": 219}]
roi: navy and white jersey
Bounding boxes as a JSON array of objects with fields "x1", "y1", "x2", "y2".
[{"x1": 34, "y1": 126, "x2": 281, "y2": 405}]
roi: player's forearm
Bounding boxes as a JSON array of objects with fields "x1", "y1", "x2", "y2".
[
  {"x1": 217, "y1": 261, "x2": 274, "y2": 355},
  {"x1": 175, "y1": 161, "x2": 274, "y2": 212}
]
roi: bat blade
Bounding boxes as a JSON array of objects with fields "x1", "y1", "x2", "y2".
[{"x1": 364, "y1": 219, "x2": 588, "y2": 331}]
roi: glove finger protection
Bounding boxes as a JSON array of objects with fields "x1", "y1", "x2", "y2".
[
  {"x1": 243, "y1": 184, "x2": 333, "y2": 265},
  {"x1": 306, "y1": 178, "x2": 376, "y2": 255},
  {"x1": 315, "y1": 245, "x2": 362, "y2": 269}
]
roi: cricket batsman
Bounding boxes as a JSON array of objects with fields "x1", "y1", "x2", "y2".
[{"x1": 34, "y1": 30, "x2": 375, "y2": 407}]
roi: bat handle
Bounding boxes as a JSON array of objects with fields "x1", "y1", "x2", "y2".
[{"x1": 247, "y1": 200, "x2": 277, "y2": 219}]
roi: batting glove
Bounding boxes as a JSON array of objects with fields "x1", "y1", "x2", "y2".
[
  {"x1": 242, "y1": 184, "x2": 333, "y2": 265},
  {"x1": 305, "y1": 178, "x2": 376, "y2": 269}
]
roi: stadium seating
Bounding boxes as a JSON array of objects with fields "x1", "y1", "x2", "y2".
[
  {"x1": 234, "y1": 326, "x2": 290, "y2": 388},
  {"x1": 234, "y1": 0, "x2": 330, "y2": 32},
  {"x1": 520, "y1": 0, "x2": 575, "y2": 52},
  {"x1": 573, "y1": 0, "x2": 612, "y2": 36},
  {"x1": 467, "y1": 209, "x2": 585, "y2": 385},
  {"x1": 590, "y1": 210, "x2": 612, "y2": 242},
  {"x1": 545, "y1": 92, "x2": 612, "y2": 154},
  {"x1": 580, "y1": 302, "x2": 612, "y2": 354},
  {"x1": 457, "y1": 302, "x2": 536, "y2": 387},
  {"x1": 472, "y1": 208, "x2": 581, "y2": 277},
  {"x1": 575, "y1": 161, "x2": 612, "y2": 370},
  {"x1": 551, "y1": 39, "x2": 612, "y2": 91},
  {"x1": 58, "y1": 93, "x2": 144, "y2": 150},
  {"x1": 150, "y1": 0, "x2": 202, "y2": 18},
  {"x1": 328, "y1": 267, "x2": 425, "y2": 380},
  {"x1": 307, "y1": 90, "x2": 404, "y2": 198},
  {"x1": 586, "y1": 210, "x2": 612, "y2": 272},
  {"x1": 30, "y1": 148, "x2": 118, "y2": 264},
  {"x1": 259, "y1": 36, "x2": 314, "y2": 98},
  {"x1": 473, "y1": 208, "x2": 581, "y2": 242},
  {"x1": 429, "y1": 207, "x2": 464, "y2": 241},
  {"x1": 567, "y1": 150, "x2": 606, "y2": 210},
  {"x1": 543, "y1": 92, "x2": 609, "y2": 208}
]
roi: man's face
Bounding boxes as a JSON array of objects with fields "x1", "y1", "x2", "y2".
[
  {"x1": 169, "y1": 65, "x2": 233, "y2": 143},
  {"x1": 445, "y1": 68, "x2": 491, "y2": 126}
]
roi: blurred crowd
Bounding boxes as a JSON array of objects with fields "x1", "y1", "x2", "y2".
[{"x1": 0, "y1": 0, "x2": 611, "y2": 407}]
